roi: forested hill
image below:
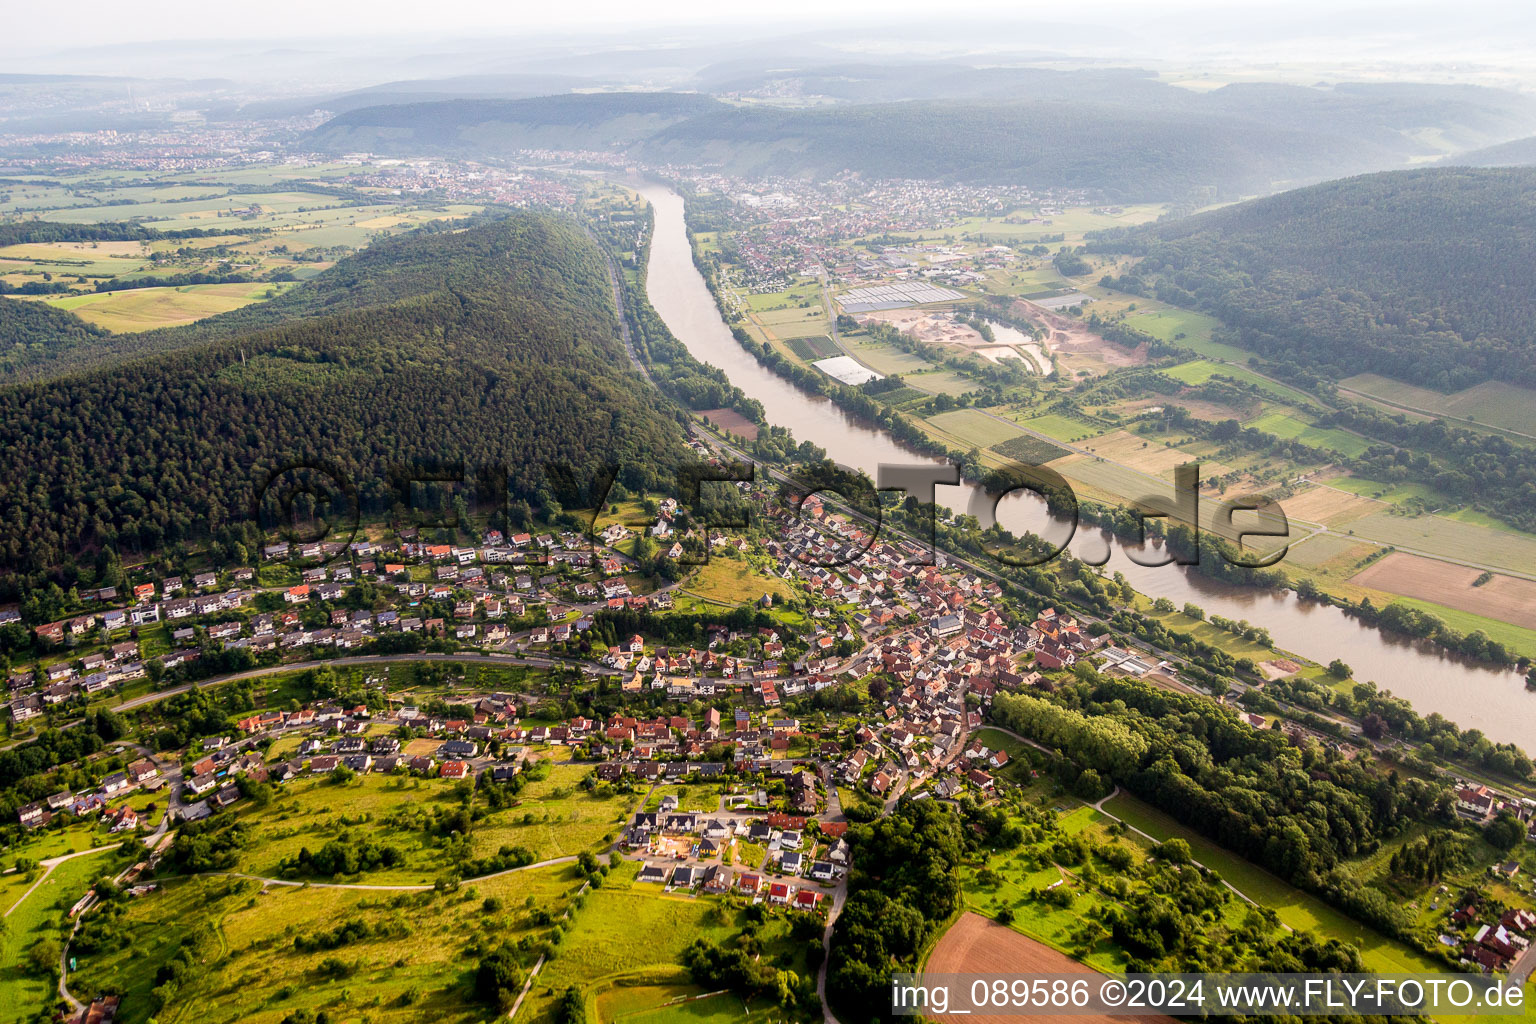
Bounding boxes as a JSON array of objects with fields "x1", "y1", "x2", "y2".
[
  {"x1": 309, "y1": 81, "x2": 1536, "y2": 201},
  {"x1": 0, "y1": 211, "x2": 688, "y2": 575},
  {"x1": 310, "y1": 91, "x2": 722, "y2": 154},
  {"x1": 1088, "y1": 167, "x2": 1536, "y2": 390},
  {"x1": 0, "y1": 210, "x2": 532, "y2": 384},
  {"x1": 1449, "y1": 135, "x2": 1536, "y2": 168},
  {"x1": 642, "y1": 99, "x2": 1418, "y2": 199}
]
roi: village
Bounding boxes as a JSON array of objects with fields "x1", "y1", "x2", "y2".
[{"x1": 7, "y1": 431, "x2": 1536, "y2": 1024}]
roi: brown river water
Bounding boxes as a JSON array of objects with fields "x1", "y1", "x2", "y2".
[{"x1": 635, "y1": 181, "x2": 1535, "y2": 748}]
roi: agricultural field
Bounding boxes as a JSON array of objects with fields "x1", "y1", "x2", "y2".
[
  {"x1": 1073, "y1": 429, "x2": 1203, "y2": 477},
  {"x1": 905, "y1": 369, "x2": 982, "y2": 397},
  {"x1": 1276, "y1": 485, "x2": 1385, "y2": 528},
  {"x1": 927, "y1": 408, "x2": 1026, "y2": 448},
  {"x1": 782, "y1": 334, "x2": 839, "y2": 360},
  {"x1": 1279, "y1": 532, "x2": 1375, "y2": 570},
  {"x1": 1014, "y1": 413, "x2": 1096, "y2": 443},
  {"x1": 990, "y1": 433, "x2": 1072, "y2": 465},
  {"x1": 924, "y1": 204, "x2": 1167, "y2": 245},
  {"x1": 0, "y1": 166, "x2": 485, "y2": 334},
  {"x1": 1348, "y1": 510, "x2": 1536, "y2": 577},
  {"x1": 846, "y1": 339, "x2": 935, "y2": 375},
  {"x1": 1351, "y1": 553, "x2": 1536, "y2": 631},
  {"x1": 1341, "y1": 374, "x2": 1536, "y2": 437},
  {"x1": 42, "y1": 282, "x2": 296, "y2": 332},
  {"x1": 696, "y1": 407, "x2": 759, "y2": 439},
  {"x1": 924, "y1": 913, "x2": 1173, "y2": 1024}
]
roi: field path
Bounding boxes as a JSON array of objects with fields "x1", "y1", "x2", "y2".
[
  {"x1": 208, "y1": 854, "x2": 580, "y2": 892},
  {"x1": 3, "y1": 843, "x2": 122, "y2": 919}
]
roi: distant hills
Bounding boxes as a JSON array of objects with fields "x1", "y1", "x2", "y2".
[
  {"x1": 1088, "y1": 166, "x2": 1536, "y2": 389},
  {"x1": 312, "y1": 92, "x2": 720, "y2": 154},
  {"x1": 307, "y1": 75, "x2": 1536, "y2": 200},
  {"x1": 0, "y1": 211, "x2": 686, "y2": 574},
  {"x1": 1448, "y1": 135, "x2": 1536, "y2": 168}
]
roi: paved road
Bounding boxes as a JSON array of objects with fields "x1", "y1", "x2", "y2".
[
  {"x1": 816, "y1": 878, "x2": 849, "y2": 1024},
  {"x1": 1508, "y1": 939, "x2": 1536, "y2": 987},
  {"x1": 3, "y1": 652, "x2": 619, "y2": 751}
]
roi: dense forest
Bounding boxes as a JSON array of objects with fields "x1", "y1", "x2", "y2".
[
  {"x1": 0, "y1": 210, "x2": 688, "y2": 576},
  {"x1": 0, "y1": 298, "x2": 108, "y2": 373},
  {"x1": 1089, "y1": 167, "x2": 1536, "y2": 389},
  {"x1": 310, "y1": 82, "x2": 1536, "y2": 201},
  {"x1": 0, "y1": 220, "x2": 242, "y2": 247}
]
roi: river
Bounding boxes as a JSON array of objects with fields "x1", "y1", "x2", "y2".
[{"x1": 634, "y1": 181, "x2": 1536, "y2": 748}]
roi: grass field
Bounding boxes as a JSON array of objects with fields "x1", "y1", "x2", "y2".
[
  {"x1": 1328, "y1": 475, "x2": 1449, "y2": 506},
  {"x1": 681, "y1": 556, "x2": 793, "y2": 607},
  {"x1": 618, "y1": 990, "x2": 769, "y2": 1023},
  {"x1": 1015, "y1": 413, "x2": 1096, "y2": 443},
  {"x1": 1162, "y1": 360, "x2": 1314, "y2": 404},
  {"x1": 1, "y1": 849, "x2": 125, "y2": 1023},
  {"x1": 1100, "y1": 794, "x2": 1442, "y2": 975},
  {"x1": 1247, "y1": 412, "x2": 1371, "y2": 457},
  {"x1": 522, "y1": 886, "x2": 740, "y2": 1023},
  {"x1": 848, "y1": 340, "x2": 934, "y2": 375},
  {"x1": 927, "y1": 409, "x2": 1026, "y2": 448},
  {"x1": 69, "y1": 863, "x2": 586, "y2": 1024},
  {"x1": 906, "y1": 370, "x2": 981, "y2": 397},
  {"x1": 222, "y1": 767, "x2": 628, "y2": 884}
]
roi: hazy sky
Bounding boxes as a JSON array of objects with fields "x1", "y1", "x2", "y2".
[{"x1": 9, "y1": 0, "x2": 1536, "y2": 81}]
